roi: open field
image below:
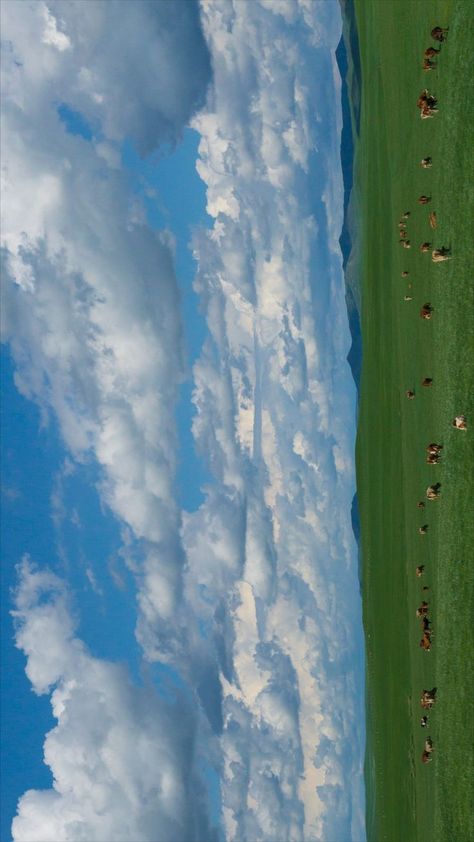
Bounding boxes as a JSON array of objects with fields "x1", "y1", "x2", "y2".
[{"x1": 353, "y1": 2, "x2": 474, "y2": 841}]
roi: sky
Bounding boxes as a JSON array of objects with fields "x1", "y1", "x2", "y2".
[{"x1": 1, "y1": 2, "x2": 366, "y2": 841}]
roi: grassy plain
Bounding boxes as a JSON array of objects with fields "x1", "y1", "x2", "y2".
[{"x1": 354, "y1": 2, "x2": 474, "y2": 841}]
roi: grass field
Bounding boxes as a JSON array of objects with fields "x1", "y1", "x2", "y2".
[{"x1": 353, "y1": 2, "x2": 474, "y2": 841}]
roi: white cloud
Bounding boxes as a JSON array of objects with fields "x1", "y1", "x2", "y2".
[
  {"x1": 11, "y1": 559, "x2": 216, "y2": 842},
  {"x1": 181, "y1": 1, "x2": 366, "y2": 839},
  {"x1": 1, "y1": 0, "x2": 212, "y2": 658}
]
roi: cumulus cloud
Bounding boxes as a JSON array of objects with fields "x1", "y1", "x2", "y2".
[
  {"x1": 11, "y1": 559, "x2": 216, "y2": 842},
  {"x1": 1, "y1": 0, "x2": 212, "y2": 657},
  {"x1": 180, "y1": 1, "x2": 366, "y2": 839}
]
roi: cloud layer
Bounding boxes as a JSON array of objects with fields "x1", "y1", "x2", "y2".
[
  {"x1": 2, "y1": 1, "x2": 365, "y2": 840},
  {"x1": 12, "y1": 559, "x2": 216, "y2": 842}
]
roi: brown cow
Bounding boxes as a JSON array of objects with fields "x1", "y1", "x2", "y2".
[
  {"x1": 424, "y1": 47, "x2": 440, "y2": 59},
  {"x1": 417, "y1": 501, "x2": 426, "y2": 509},
  {"x1": 406, "y1": 390, "x2": 415, "y2": 399},
  {"x1": 421, "y1": 751, "x2": 432, "y2": 763},
  {"x1": 422, "y1": 378, "x2": 433, "y2": 387},
  {"x1": 416, "y1": 601, "x2": 429, "y2": 617},
  {"x1": 420, "y1": 241, "x2": 431, "y2": 253},
  {"x1": 420, "y1": 303, "x2": 433, "y2": 319},
  {"x1": 431, "y1": 26, "x2": 448, "y2": 42},
  {"x1": 452, "y1": 414, "x2": 467, "y2": 430},
  {"x1": 426, "y1": 454, "x2": 440, "y2": 464},
  {"x1": 418, "y1": 195, "x2": 432, "y2": 205},
  {"x1": 423, "y1": 58, "x2": 437, "y2": 71},
  {"x1": 416, "y1": 565, "x2": 425, "y2": 577},
  {"x1": 426, "y1": 483, "x2": 441, "y2": 499},
  {"x1": 427, "y1": 443, "x2": 443, "y2": 453},
  {"x1": 419, "y1": 633, "x2": 431, "y2": 651}
]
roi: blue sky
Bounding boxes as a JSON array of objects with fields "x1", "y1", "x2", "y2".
[{"x1": 1, "y1": 2, "x2": 365, "y2": 841}]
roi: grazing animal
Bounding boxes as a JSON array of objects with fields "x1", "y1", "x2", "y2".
[
  {"x1": 452, "y1": 414, "x2": 467, "y2": 430},
  {"x1": 422, "y1": 378, "x2": 433, "y2": 387},
  {"x1": 419, "y1": 633, "x2": 432, "y2": 651},
  {"x1": 416, "y1": 601, "x2": 429, "y2": 618},
  {"x1": 432, "y1": 247, "x2": 451, "y2": 262},
  {"x1": 421, "y1": 751, "x2": 432, "y2": 763},
  {"x1": 417, "y1": 501, "x2": 426, "y2": 509},
  {"x1": 399, "y1": 229, "x2": 408, "y2": 239},
  {"x1": 421, "y1": 106, "x2": 438, "y2": 119},
  {"x1": 420, "y1": 303, "x2": 433, "y2": 319},
  {"x1": 424, "y1": 737, "x2": 434, "y2": 753},
  {"x1": 421, "y1": 616, "x2": 432, "y2": 632},
  {"x1": 424, "y1": 47, "x2": 440, "y2": 59},
  {"x1": 402, "y1": 240, "x2": 411, "y2": 249},
  {"x1": 403, "y1": 211, "x2": 410, "y2": 219},
  {"x1": 423, "y1": 58, "x2": 437, "y2": 71},
  {"x1": 421, "y1": 716, "x2": 429, "y2": 727},
  {"x1": 416, "y1": 565, "x2": 425, "y2": 577},
  {"x1": 431, "y1": 26, "x2": 448, "y2": 42},
  {"x1": 420, "y1": 241, "x2": 431, "y2": 253},
  {"x1": 401, "y1": 270, "x2": 409, "y2": 277},
  {"x1": 421, "y1": 157, "x2": 433, "y2": 168},
  {"x1": 418, "y1": 195, "x2": 432, "y2": 205},
  {"x1": 406, "y1": 390, "x2": 415, "y2": 399},
  {"x1": 419, "y1": 525, "x2": 429, "y2": 535},
  {"x1": 404, "y1": 296, "x2": 413, "y2": 302},
  {"x1": 417, "y1": 90, "x2": 437, "y2": 109},
  {"x1": 427, "y1": 443, "x2": 443, "y2": 454},
  {"x1": 429, "y1": 211, "x2": 437, "y2": 229},
  {"x1": 426, "y1": 483, "x2": 441, "y2": 500},
  {"x1": 426, "y1": 454, "x2": 440, "y2": 464}
]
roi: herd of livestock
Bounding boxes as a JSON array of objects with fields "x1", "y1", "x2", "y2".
[{"x1": 394, "y1": 23, "x2": 468, "y2": 767}]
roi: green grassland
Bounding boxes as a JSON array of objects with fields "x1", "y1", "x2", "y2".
[{"x1": 353, "y1": 2, "x2": 474, "y2": 841}]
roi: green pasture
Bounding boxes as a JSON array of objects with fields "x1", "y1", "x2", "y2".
[{"x1": 353, "y1": 2, "x2": 474, "y2": 841}]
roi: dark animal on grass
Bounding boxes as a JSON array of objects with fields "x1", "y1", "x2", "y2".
[
  {"x1": 426, "y1": 483, "x2": 441, "y2": 500},
  {"x1": 420, "y1": 303, "x2": 433, "y2": 320},
  {"x1": 421, "y1": 616, "x2": 432, "y2": 632},
  {"x1": 420, "y1": 241, "x2": 431, "y2": 253},
  {"x1": 452, "y1": 415, "x2": 467, "y2": 430},
  {"x1": 421, "y1": 750, "x2": 433, "y2": 763},
  {"x1": 423, "y1": 58, "x2": 437, "y2": 71},
  {"x1": 419, "y1": 525, "x2": 429, "y2": 535},
  {"x1": 406, "y1": 390, "x2": 415, "y2": 399},
  {"x1": 427, "y1": 443, "x2": 443, "y2": 454},
  {"x1": 417, "y1": 90, "x2": 437, "y2": 109},
  {"x1": 416, "y1": 601, "x2": 429, "y2": 617},
  {"x1": 424, "y1": 737, "x2": 434, "y2": 753},
  {"x1": 418, "y1": 195, "x2": 432, "y2": 205},
  {"x1": 431, "y1": 26, "x2": 448, "y2": 42},
  {"x1": 421, "y1": 716, "x2": 429, "y2": 727},
  {"x1": 422, "y1": 378, "x2": 433, "y2": 387},
  {"x1": 424, "y1": 47, "x2": 440, "y2": 59},
  {"x1": 419, "y1": 632, "x2": 432, "y2": 651},
  {"x1": 416, "y1": 565, "x2": 425, "y2": 577},
  {"x1": 421, "y1": 157, "x2": 432, "y2": 168}
]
